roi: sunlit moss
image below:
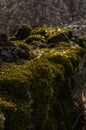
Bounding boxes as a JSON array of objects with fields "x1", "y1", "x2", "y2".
[
  {"x1": 25, "y1": 34, "x2": 47, "y2": 44},
  {"x1": 58, "y1": 42, "x2": 71, "y2": 47},
  {"x1": 31, "y1": 27, "x2": 46, "y2": 36}
]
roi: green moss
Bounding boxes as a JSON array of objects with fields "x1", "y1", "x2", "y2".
[
  {"x1": 9, "y1": 40, "x2": 35, "y2": 60},
  {"x1": 0, "y1": 62, "x2": 32, "y2": 130},
  {"x1": 45, "y1": 28, "x2": 58, "y2": 38},
  {"x1": 16, "y1": 59, "x2": 65, "y2": 129},
  {"x1": 41, "y1": 46, "x2": 84, "y2": 72},
  {"x1": 0, "y1": 98, "x2": 31, "y2": 130},
  {"x1": 0, "y1": 59, "x2": 65, "y2": 130},
  {"x1": 0, "y1": 55, "x2": 75, "y2": 130},
  {"x1": 45, "y1": 53, "x2": 73, "y2": 77},
  {"x1": 15, "y1": 24, "x2": 32, "y2": 40},
  {"x1": 50, "y1": 74, "x2": 74, "y2": 130},
  {"x1": 0, "y1": 63, "x2": 31, "y2": 103},
  {"x1": 25, "y1": 34, "x2": 47, "y2": 44},
  {"x1": 26, "y1": 58, "x2": 65, "y2": 130},
  {"x1": 31, "y1": 27, "x2": 46, "y2": 36},
  {"x1": 58, "y1": 42, "x2": 71, "y2": 47},
  {"x1": 12, "y1": 40, "x2": 30, "y2": 51},
  {"x1": 0, "y1": 25, "x2": 84, "y2": 130},
  {"x1": 45, "y1": 27, "x2": 72, "y2": 41},
  {"x1": 48, "y1": 43, "x2": 57, "y2": 48},
  {"x1": 48, "y1": 41, "x2": 71, "y2": 48},
  {"x1": 57, "y1": 46, "x2": 84, "y2": 70},
  {"x1": 29, "y1": 40, "x2": 47, "y2": 49},
  {"x1": 43, "y1": 66, "x2": 73, "y2": 130}
]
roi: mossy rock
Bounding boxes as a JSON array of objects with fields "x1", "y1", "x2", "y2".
[
  {"x1": 48, "y1": 43, "x2": 58, "y2": 48},
  {"x1": 0, "y1": 59, "x2": 65, "y2": 130},
  {"x1": 11, "y1": 40, "x2": 30, "y2": 51},
  {"x1": 29, "y1": 40, "x2": 47, "y2": 49},
  {"x1": 64, "y1": 46, "x2": 84, "y2": 69},
  {"x1": 1, "y1": 40, "x2": 35, "y2": 61},
  {"x1": 72, "y1": 36, "x2": 86, "y2": 48},
  {"x1": 48, "y1": 41, "x2": 71, "y2": 48},
  {"x1": 0, "y1": 98, "x2": 31, "y2": 130},
  {"x1": 0, "y1": 63, "x2": 31, "y2": 102},
  {"x1": 58, "y1": 42, "x2": 71, "y2": 47},
  {"x1": 31, "y1": 27, "x2": 46, "y2": 36},
  {"x1": 0, "y1": 62, "x2": 32, "y2": 130},
  {"x1": 15, "y1": 24, "x2": 32, "y2": 40},
  {"x1": 44, "y1": 52, "x2": 73, "y2": 77},
  {"x1": 25, "y1": 34, "x2": 47, "y2": 44},
  {"x1": 58, "y1": 27, "x2": 73, "y2": 39},
  {"x1": 45, "y1": 28, "x2": 58, "y2": 38},
  {"x1": 0, "y1": 51, "x2": 76, "y2": 130},
  {"x1": 26, "y1": 58, "x2": 65, "y2": 130},
  {"x1": 45, "y1": 27, "x2": 72, "y2": 39},
  {"x1": 41, "y1": 46, "x2": 84, "y2": 71},
  {"x1": 0, "y1": 25, "x2": 83, "y2": 130},
  {"x1": 47, "y1": 32, "x2": 69, "y2": 44}
]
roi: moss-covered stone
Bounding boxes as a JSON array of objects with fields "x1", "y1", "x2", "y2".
[
  {"x1": 29, "y1": 40, "x2": 47, "y2": 50},
  {"x1": 58, "y1": 42, "x2": 71, "y2": 47},
  {"x1": 0, "y1": 98, "x2": 31, "y2": 130},
  {"x1": 11, "y1": 40, "x2": 30, "y2": 51},
  {"x1": 48, "y1": 42, "x2": 71, "y2": 48},
  {"x1": 31, "y1": 27, "x2": 46, "y2": 36},
  {"x1": 39, "y1": 46, "x2": 83, "y2": 71},
  {"x1": 26, "y1": 59, "x2": 65, "y2": 130},
  {"x1": 45, "y1": 28, "x2": 58, "y2": 38},
  {"x1": 0, "y1": 25, "x2": 84, "y2": 130},
  {"x1": 25, "y1": 34, "x2": 47, "y2": 44},
  {"x1": 15, "y1": 24, "x2": 32, "y2": 40},
  {"x1": 0, "y1": 62, "x2": 32, "y2": 130},
  {"x1": 0, "y1": 58, "x2": 68, "y2": 130},
  {"x1": 45, "y1": 27, "x2": 72, "y2": 40},
  {"x1": 58, "y1": 27, "x2": 72, "y2": 39},
  {"x1": 47, "y1": 32, "x2": 69, "y2": 44},
  {"x1": 44, "y1": 52, "x2": 73, "y2": 77},
  {"x1": 64, "y1": 46, "x2": 84, "y2": 69}
]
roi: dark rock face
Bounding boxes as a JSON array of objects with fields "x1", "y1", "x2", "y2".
[
  {"x1": 0, "y1": 46, "x2": 29, "y2": 62},
  {"x1": 0, "y1": 34, "x2": 9, "y2": 45},
  {"x1": 0, "y1": 34, "x2": 31, "y2": 62}
]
